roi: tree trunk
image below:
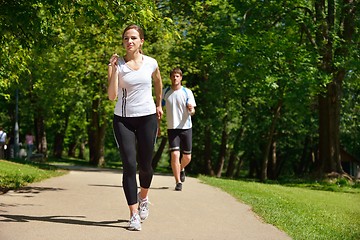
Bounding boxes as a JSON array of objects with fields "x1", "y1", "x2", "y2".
[
  {"x1": 67, "y1": 142, "x2": 77, "y2": 158},
  {"x1": 216, "y1": 116, "x2": 228, "y2": 177},
  {"x1": 260, "y1": 100, "x2": 282, "y2": 181},
  {"x1": 317, "y1": 81, "x2": 344, "y2": 176},
  {"x1": 78, "y1": 141, "x2": 85, "y2": 159},
  {"x1": 53, "y1": 132, "x2": 64, "y2": 158},
  {"x1": 226, "y1": 151, "x2": 237, "y2": 178},
  {"x1": 248, "y1": 156, "x2": 260, "y2": 178},
  {"x1": 204, "y1": 126, "x2": 215, "y2": 176},
  {"x1": 312, "y1": 0, "x2": 355, "y2": 178},
  {"x1": 152, "y1": 136, "x2": 167, "y2": 170},
  {"x1": 226, "y1": 127, "x2": 244, "y2": 178},
  {"x1": 296, "y1": 135, "x2": 311, "y2": 176},
  {"x1": 234, "y1": 156, "x2": 243, "y2": 178},
  {"x1": 34, "y1": 113, "x2": 47, "y2": 158},
  {"x1": 88, "y1": 97, "x2": 106, "y2": 166},
  {"x1": 53, "y1": 116, "x2": 69, "y2": 159},
  {"x1": 268, "y1": 140, "x2": 277, "y2": 180}
]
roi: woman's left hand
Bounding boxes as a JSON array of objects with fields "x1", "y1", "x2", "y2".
[{"x1": 156, "y1": 106, "x2": 163, "y2": 119}]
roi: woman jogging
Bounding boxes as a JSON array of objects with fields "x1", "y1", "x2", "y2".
[{"x1": 107, "y1": 24, "x2": 163, "y2": 231}]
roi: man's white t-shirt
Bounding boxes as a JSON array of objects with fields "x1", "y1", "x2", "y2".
[
  {"x1": 114, "y1": 55, "x2": 158, "y2": 117},
  {"x1": 163, "y1": 86, "x2": 196, "y2": 129}
]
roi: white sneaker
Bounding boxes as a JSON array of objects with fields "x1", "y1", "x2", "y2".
[
  {"x1": 128, "y1": 213, "x2": 141, "y2": 231},
  {"x1": 138, "y1": 194, "x2": 149, "y2": 221}
]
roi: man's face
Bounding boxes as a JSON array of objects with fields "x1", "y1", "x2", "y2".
[{"x1": 170, "y1": 73, "x2": 182, "y2": 86}]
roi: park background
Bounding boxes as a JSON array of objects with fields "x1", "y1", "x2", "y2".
[{"x1": 0, "y1": 0, "x2": 359, "y2": 182}]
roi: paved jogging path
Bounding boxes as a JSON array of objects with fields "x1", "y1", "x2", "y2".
[{"x1": 0, "y1": 166, "x2": 291, "y2": 240}]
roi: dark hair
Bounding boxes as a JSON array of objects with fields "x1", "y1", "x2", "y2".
[
  {"x1": 170, "y1": 67, "x2": 183, "y2": 77},
  {"x1": 122, "y1": 24, "x2": 145, "y2": 40}
]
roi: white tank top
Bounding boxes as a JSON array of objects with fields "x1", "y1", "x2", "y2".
[{"x1": 114, "y1": 55, "x2": 158, "y2": 117}]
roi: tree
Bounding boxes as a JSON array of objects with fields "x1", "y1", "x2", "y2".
[
  {"x1": 160, "y1": 0, "x2": 359, "y2": 181},
  {"x1": 301, "y1": 0, "x2": 358, "y2": 177},
  {"x1": 0, "y1": 0, "x2": 174, "y2": 165}
]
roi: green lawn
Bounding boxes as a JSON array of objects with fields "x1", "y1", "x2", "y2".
[
  {"x1": 0, "y1": 159, "x2": 66, "y2": 192},
  {"x1": 199, "y1": 176, "x2": 360, "y2": 240},
  {"x1": 2, "y1": 158, "x2": 359, "y2": 240}
]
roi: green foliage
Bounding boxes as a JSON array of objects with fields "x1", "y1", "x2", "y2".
[
  {"x1": 160, "y1": 0, "x2": 359, "y2": 179},
  {"x1": 0, "y1": 0, "x2": 358, "y2": 179},
  {"x1": 0, "y1": 0, "x2": 175, "y2": 162},
  {"x1": 341, "y1": 71, "x2": 360, "y2": 157}
]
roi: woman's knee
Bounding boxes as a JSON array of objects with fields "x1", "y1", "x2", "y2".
[{"x1": 122, "y1": 159, "x2": 137, "y2": 176}]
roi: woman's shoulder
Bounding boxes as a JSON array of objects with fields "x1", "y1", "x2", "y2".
[{"x1": 143, "y1": 55, "x2": 158, "y2": 65}]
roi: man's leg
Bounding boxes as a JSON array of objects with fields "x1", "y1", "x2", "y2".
[
  {"x1": 181, "y1": 153, "x2": 191, "y2": 170},
  {"x1": 171, "y1": 150, "x2": 181, "y2": 183},
  {"x1": 179, "y1": 128, "x2": 193, "y2": 182}
]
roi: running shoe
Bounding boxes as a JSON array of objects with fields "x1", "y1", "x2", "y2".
[
  {"x1": 128, "y1": 213, "x2": 141, "y2": 231},
  {"x1": 175, "y1": 182, "x2": 182, "y2": 191},
  {"x1": 180, "y1": 170, "x2": 186, "y2": 182},
  {"x1": 138, "y1": 194, "x2": 149, "y2": 221}
]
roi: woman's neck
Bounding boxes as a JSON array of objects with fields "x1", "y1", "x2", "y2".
[
  {"x1": 124, "y1": 52, "x2": 143, "y2": 70},
  {"x1": 125, "y1": 51, "x2": 142, "y2": 62}
]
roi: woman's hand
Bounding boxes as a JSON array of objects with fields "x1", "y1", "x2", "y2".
[
  {"x1": 107, "y1": 53, "x2": 120, "y2": 101},
  {"x1": 109, "y1": 53, "x2": 119, "y2": 67},
  {"x1": 156, "y1": 106, "x2": 163, "y2": 120}
]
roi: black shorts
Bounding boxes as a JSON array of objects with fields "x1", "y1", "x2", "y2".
[{"x1": 167, "y1": 128, "x2": 192, "y2": 155}]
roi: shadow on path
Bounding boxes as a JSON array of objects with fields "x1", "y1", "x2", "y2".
[
  {"x1": 0, "y1": 214, "x2": 128, "y2": 229},
  {"x1": 14, "y1": 186, "x2": 65, "y2": 194},
  {"x1": 88, "y1": 183, "x2": 169, "y2": 190}
]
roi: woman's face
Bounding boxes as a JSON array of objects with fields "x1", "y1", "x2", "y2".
[{"x1": 122, "y1": 29, "x2": 144, "y2": 52}]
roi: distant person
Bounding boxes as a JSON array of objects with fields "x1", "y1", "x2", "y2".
[
  {"x1": 25, "y1": 132, "x2": 35, "y2": 160},
  {"x1": 5, "y1": 135, "x2": 12, "y2": 159},
  {"x1": 107, "y1": 24, "x2": 163, "y2": 231},
  {"x1": 0, "y1": 127, "x2": 7, "y2": 159},
  {"x1": 162, "y1": 68, "x2": 196, "y2": 191}
]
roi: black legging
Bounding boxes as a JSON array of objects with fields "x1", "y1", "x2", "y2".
[{"x1": 113, "y1": 114, "x2": 158, "y2": 205}]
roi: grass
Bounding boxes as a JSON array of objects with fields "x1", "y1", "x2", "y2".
[
  {"x1": 2, "y1": 157, "x2": 359, "y2": 239},
  {"x1": 0, "y1": 159, "x2": 66, "y2": 192},
  {"x1": 199, "y1": 176, "x2": 360, "y2": 240}
]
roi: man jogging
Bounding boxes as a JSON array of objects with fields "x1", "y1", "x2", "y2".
[{"x1": 162, "y1": 68, "x2": 196, "y2": 191}]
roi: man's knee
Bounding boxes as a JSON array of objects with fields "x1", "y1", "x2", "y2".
[
  {"x1": 171, "y1": 150, "x2": 180, "y2": 157},
  {"x1": 182, "y1": 153, "x2": 192, "y2": 162}
]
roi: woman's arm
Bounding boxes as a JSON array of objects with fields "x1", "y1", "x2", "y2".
[
  {"x1": 152, "y1": 67, "x2": 163, "y2": 119},
  {"x1": 107, "y1": 54, "x2": 119, "y2": 101}
]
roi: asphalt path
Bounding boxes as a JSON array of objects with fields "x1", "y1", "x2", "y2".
[{"x1": 0, "y1": 166, "x2": 291, "y2": 240}]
